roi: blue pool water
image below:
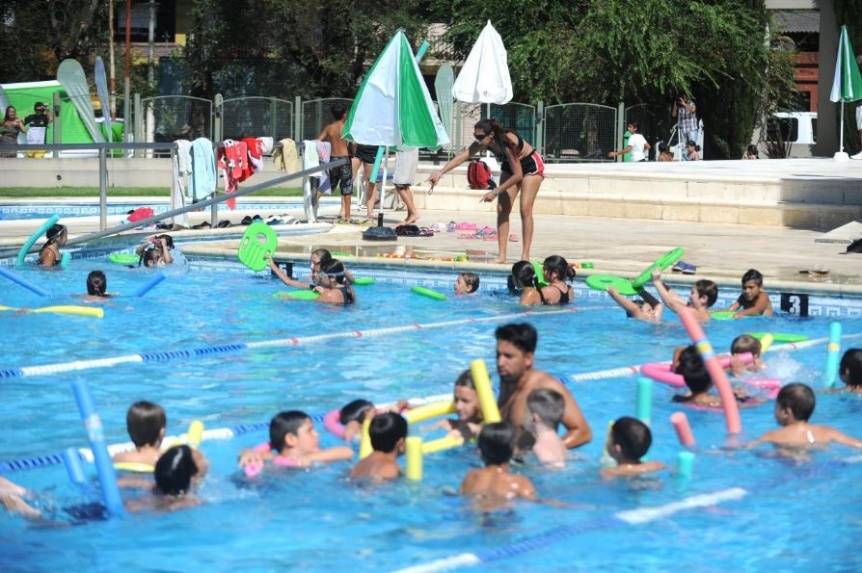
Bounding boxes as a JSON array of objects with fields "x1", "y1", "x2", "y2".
[
  {"x1": 0, "y1": 201, "x2": 308, "y2": 221},
  {"x1": 1, "y1": 259, "x2": 862, "y2": 572}
]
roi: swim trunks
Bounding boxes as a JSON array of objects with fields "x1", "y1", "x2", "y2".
[{"x1": 329, "y1": 156, "x2": 353, "y2": 196}]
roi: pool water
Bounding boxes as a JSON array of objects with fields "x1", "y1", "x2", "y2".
[
  {"x1": 0, "y1": 200, "x2": 310, "y2": 221},
  {"x1": 1, "y1": 260, "x2": 862, "y2": 572}
]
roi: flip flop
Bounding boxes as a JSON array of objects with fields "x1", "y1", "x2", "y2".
[
  {"x1": 456, "y1": 222, "x2": 478, "y2": 231},
  {"x1": 483, "y1": 231, "x2": 499, "y2": 241},
  {"x1": 509, "y1": 234, "x2": 519, "y2": 242}
]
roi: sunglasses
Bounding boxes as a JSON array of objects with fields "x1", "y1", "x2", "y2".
[{"x1": 473, "y1": 133, "x2": 488, "y2": 140}]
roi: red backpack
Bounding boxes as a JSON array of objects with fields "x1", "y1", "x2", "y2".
[{"x1": 467, "y1": 159, "x2": 496, "y2": 190}]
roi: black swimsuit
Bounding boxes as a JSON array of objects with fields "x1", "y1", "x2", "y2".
[{"x1": 539, "y1": 285, "x2": 571, "y2": 305}]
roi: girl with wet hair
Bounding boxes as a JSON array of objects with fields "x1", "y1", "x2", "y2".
[
  {"x1": 315, "y1": 258, "x2": 356, "y2": 305},
  {"x1": 538, "y1": 255, "x2": 575, "y2": 305},
  {"x1": 38, "y1": 223, "x2": 67, "y2": 266}
]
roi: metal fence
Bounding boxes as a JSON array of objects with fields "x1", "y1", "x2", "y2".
[
  {"x1": 219, "y1": 96, "x2": 294, "y2": 142},
  {"x1": 128, "y1": 95, "x2": 664, "y2": 163},
  {"x1": 139, "y1": 96, "x2": 213, "y2": 150},
  {"x1": 543, "y1": 104, "x2": 617, "y2": 162}
]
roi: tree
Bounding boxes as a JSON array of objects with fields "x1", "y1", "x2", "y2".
[
  {"x1": 184, "y1": 0, "x2": 429, "y2": 99},
  {"x1": 432, "y1": 0, "x2": 794, "y2": 159},
  {"x1": 0, "y1": 0, "x2": 107, "y2": 82}
]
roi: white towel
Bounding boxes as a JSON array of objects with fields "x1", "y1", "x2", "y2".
[
  {"x1": 316, "y1": 141, "x2": 332, "y2": 195},
  {"x1": 302, "y1": 140, "x2": 320, "y2": 223}
]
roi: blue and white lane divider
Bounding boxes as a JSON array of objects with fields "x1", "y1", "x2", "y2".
[
  {"x1": 2, "y1": 331, "x2": 860, "y2": 474},
  {"x1": 390, "y1": 489, "x2": 749, "y2": 573},
  {"x1": 0, "y1": 308, "x2": 582, "y2": 380}
]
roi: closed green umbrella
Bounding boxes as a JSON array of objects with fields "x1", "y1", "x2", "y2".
[{"x1": 829, "y1": 25, "x2": 862, "y2": 158}]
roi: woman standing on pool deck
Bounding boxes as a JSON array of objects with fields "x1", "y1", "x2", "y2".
[{"x1": 428, "y1": 119, "x2": 544, "y2": 264}]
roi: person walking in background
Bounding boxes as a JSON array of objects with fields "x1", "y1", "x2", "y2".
[
  {"x1": 608, "y1": 122, "x2": 650, "y2": 162},
  {"x1": 318, "y1": 103, "x2": 354, "y2": 222},
  {"x1": 23, "y1": 102, "x2": 52, "y2": 158},
  {"x1": 672, "y1": 93, "x2": 699, "y2": 159}
]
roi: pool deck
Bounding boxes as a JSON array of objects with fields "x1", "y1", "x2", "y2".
[{"x1": 1, "y1": 156, "x2": 861, "y2": 296}]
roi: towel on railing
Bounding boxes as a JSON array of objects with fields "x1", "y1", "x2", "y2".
[
  {"x1": 273, "y1": 138, "x2": 299, "y2": 173},
  {"x1": 189, "y1": 137, "x2": 216, "y2": 203}
]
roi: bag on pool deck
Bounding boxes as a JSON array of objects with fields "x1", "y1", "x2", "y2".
[{"x1": 467, "y1": 159, "x2": 496, "y2": 190}]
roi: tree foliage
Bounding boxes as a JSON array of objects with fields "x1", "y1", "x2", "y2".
[
  {"x1": 184, "y1": 0, "x2": 428, "y2": 99},
  {"x1": 0, "y1": 0, "x2": 106, "y2": 81},
  {"x1": 433, "y1": 0, "x2": 793, "y2": 159}
]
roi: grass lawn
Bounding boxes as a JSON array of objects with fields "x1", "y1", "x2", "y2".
[{"x1": 0, "y1": 187, "x2": 303, "y2": 198}]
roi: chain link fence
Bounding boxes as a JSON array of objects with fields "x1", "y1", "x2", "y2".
[
  {"x1": 221, "y1": 97, "x2": 294, "y2": 142},
  {"x1": 139, "y1": 96, "x2": 212, "y2": 155},
  {"x1": 300, "y1": 98, "x2": 353, "y2": 142},
  {"x1": 543, "y1": 104, "x2": 617, "y2": 162}
]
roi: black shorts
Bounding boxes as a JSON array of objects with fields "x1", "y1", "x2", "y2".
[
  {"x1": 329, "y1": 156, "x2": 353, "y2": 196},
  {"x1": 355, "y1": 144, "x2": 378, "y2": 165}
]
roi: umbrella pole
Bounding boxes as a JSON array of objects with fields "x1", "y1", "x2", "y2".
[{"x1": 840, "y1": 101, "x2": 845, "y2": 153}]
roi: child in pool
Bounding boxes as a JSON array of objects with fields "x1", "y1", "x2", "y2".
[
  {"x1": 2, "y1": 445, "x2": 209, "y2": 519},
  {"x1": 459, "y1": 422, "x2": 536, "y2": 508},
  {"x1": 729, "y1": 334, "x2": 764, "y2": 376},
  {"x1": 239, "y1": 410, "x2": 353, "y2": 471},
  {"x1": 333, "y1": 398, "x2": 410, "y2": 442},
  {"x1": 600, "y1": 417, "x2": 665, "y2": 478},
  {"x1": 672, "y1": 345, "x2": 761, "y2": 408},
  {"x1": 538, "y1": 255, "x2": 575, "y2": 305},
  {"x1": 424, "y1": 369, "x2": 484, "y2": 440},
  {"x1": 724, "y1": 269, "x2": 774, "y2": 318},
  {"x1": 525, "y1": 388, "x2": 567, "y2": 468},
  {"x1": 510, "y1": 261, "x2": 542, "y2": 306},
  {"x1": 839, "y1": 349, "x2": 862, "y2": 394},
  {"x1": 349, "y1": 413, "x2": 408, "y2": 481},
  {"x1": 83, "y1": 270, "x2": 115, "y2": 301},
  {"x1": 136, "y1": 234, "x2": 175, "y2": 267},
  {"x1": 454, "y1": 272, "x2": 480, "y2": 295},
  {"x1": 606, "y1": 286, "x2": 663, "y2": 323},
  {"x1": 112, "y1": 400, "x2": 167, "y2": 470},
  {"x1": 750, "y1": 383, "x2": 862, "y2": 449},
  {"x1": 651, "y1": 268, "x2": 718, "y2": 324},
  {"x1": 38, "y1": 223, "x2": 67, "y2": 267}
]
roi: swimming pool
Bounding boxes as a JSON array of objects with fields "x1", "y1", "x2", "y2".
[
  {"x1": 0, "y1": 200, "x2": 314, "y2": 221},
  {"x1": 1, "y1": 258, "x2": 861, "y2": 572}
]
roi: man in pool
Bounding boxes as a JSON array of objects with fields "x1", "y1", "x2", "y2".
[{"x1": 494, "y1": 323, "x2": 592, "y2": 453}]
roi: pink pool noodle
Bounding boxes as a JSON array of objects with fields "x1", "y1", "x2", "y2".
[
  {"x1": 671, "y1": 412, "x2": 695, "y2": 446},
  {"x1": 678, "y1": 307, "x2": 742, "y2": 434}
]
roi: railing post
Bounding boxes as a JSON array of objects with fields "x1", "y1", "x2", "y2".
[
  {"x1": 615, "y1": 102, "x2": 625, "y2": 162},
  {"x1": 99, "y1": 145, "x2": 108, "y2": 231},
  {"x1": 214, "y1": 93, "x2": 223, "y2": 142},
  {"x1": 536, "y1": 100, "x2": 544, "y2": 157},
  {"x1": 270, "y1": 97, "x2": 277, "y2": 141},
  {"x1": 52, "y1": 91, "x2": 61, "y2": 161},
  {"x1": 134, "y1": 93, "x2": 143, "y2": 158},
  {"x1": 294, "y1": 96, "x2": 302, "y2": 142}
]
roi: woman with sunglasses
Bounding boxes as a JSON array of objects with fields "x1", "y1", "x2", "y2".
[
  {"x1": 38, "y1": 223, "x2": 67, "y2": 267},
  {"x1": 428, "y1": 118, "x2": 545, "y2": 264},
  {"x1": 268, "y1": 248, "x2": 355, "y2": 291},
  {"x1": 314, "y1": 259, "x2": 356, "y2": 305}
]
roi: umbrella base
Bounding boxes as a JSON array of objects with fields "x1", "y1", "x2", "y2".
[{"x1": 834, "y1": 151, "x2": 850, "y2": 162}]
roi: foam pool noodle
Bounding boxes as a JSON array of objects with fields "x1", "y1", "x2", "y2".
[
  {"x1": 470, "y1": 359, "x2": 501, "y2": 424},
  {"x1": 406, "y1": 436, "x2": 423, "y2": 481}
]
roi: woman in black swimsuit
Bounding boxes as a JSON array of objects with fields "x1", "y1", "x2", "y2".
[
  {"x1": 316, "y1": 259, "x2": 356, "y2": 306},
  {"x1": 538, "y1": 255, "x2": 575, "y2": 305},
  {"x1": 428, "y1": 118, "x2": 545, "y2": 264}
]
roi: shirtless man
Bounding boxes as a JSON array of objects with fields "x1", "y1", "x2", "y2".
[
  {"x1": 318, "y1": 103, "x2": 354, "y2": 222},
  {"x1": 494, "y1": 323, "x2": 592, "y2": 452}
]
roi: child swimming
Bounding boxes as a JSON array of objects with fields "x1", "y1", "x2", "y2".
[
  {"x1": 839, "y1": 349, "x2": 862, "y2": 394},
  {"x1": 459, "y1": 422, "x2": 536, "y2": 509},
  {"x1": 424, "y1": 369, "x2": 484, "y2": 440},
  {"x1": 724, "y1": 269, "x2": 774, "y2": 318},
  {"x1": 112, "y1": 400, "x2": 167, "y2": 470},
  {"x1": 239, "y1": 410, "x2": 353, "y2": 472},
  {"x1": 652, "y1": 268, "x2": 718, "y2": 323},
  {"x1": 606, "y1": 286, "x2": 663, "y2": 323},
  {"x1": 454, "y1": 272, "x2": 480, "y2": 295},
  {"x1": 349, "y1": 413, "x2": 408, "y2": 481},
  {"x1": 600, "y1": 417, "x2": 665, "y2": 478},
  {"x1": 526, "y1": 388, "x2": 567, "y2": 468}
]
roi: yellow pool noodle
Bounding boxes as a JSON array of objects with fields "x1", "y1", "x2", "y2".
[
  {"x1": 404, "y1": 401, "x2": 455, "y2": 424},
  {"x1": 760, "y1": 333, "x2": 775, "y2": 353},
  {"x1": 359, "y1": 417, "x2": 373, "y2": 460},
  {"x1": 421, "y1": 434, "x2": 464, "y2": 455},
  {"x1": 406, "y1": 436, "x2": 423, "y2": 481},
  {"x1": 470, "y1": 359, "x2": 501, "y2": 424},
  {"x1": 186, "y1": 420, "x2": 204, "y2": 448}
]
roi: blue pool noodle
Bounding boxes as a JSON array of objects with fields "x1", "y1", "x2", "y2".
[
  {"x1": 16, "y1": 214, "x2": 59, "y2": 267},
  {"x1": 134, "y1": 272, "x2": 166, "y2": 297},
  {"x1": 824, "y1": 322, "x2": 842, "y2": 387},
  {"x1": 62, "y1": 447, "x2": 87, "y2": 488},
  {"x1": 636, "y1": 377, "x2": 653, "y2": 427},
  {"x1": 71, "y1": 379, "x2": 124, "y2": 517},
  {"x1": 0, "y1": 266, "x2": 50, "y2": 297}
]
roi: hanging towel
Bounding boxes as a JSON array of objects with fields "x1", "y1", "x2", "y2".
[
  {"x1": 242, "y1": 137, "x2": 264, "y2": 180},
  {"x1": 316, "y1": 141, "x2": 332, "y2": 195},
  {"x1": 257, "y1": 137, "x2": 274, "y2": 155},
  {"x1": 273, "y1": 138, "x2": 300, "y2": 173},
  {"x1": 189, "y1": 138, "x2": 217, "y2": 203}
]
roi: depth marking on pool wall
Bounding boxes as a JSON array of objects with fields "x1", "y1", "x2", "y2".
[{"x1": 391, "y1": 488, "x2": 749, "y2": 573}]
